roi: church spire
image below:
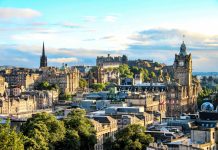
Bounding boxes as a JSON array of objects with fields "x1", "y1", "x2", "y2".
[
  {"x1": 42, "y1": 41, "x2": 45, "y2": 56},
  {"x1": 40, "y1": 42, "x2": 47, "y2": 68}
]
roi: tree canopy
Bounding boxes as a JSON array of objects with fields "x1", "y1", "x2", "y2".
[
  {"x1": 0, "y1": 120, "x2": 24, "y2": 150},
  {"x1": 1, "y1": 110, "x2": 97, "y2": 150},
  {"x1": 21, "y1": 112, "x2": 66, "y2": 150},
  {"x1": 56, "y1": 109, "x2": 97, "y2": 150},
  {"x1": 79, "y1": 78, "x2": 88, "y2": 89},
  {"x1": 90, "y1": 83, "x2": 106, "y2": 92},
  {"x1": 35, "y1": 81, "x2": 59, "y2": 91},
  {"x1": 197, "y1": 87, "x2": 213, "y2": 108},
  {"x1": 59, "y1": 92, "x2": 73, "y2": 101},
  {"x1": 118, "y1": 64, "x2": 134, "y2": 78},
  {"x1": 104, "y1": 124, "x2": 154, "y2": 150}
]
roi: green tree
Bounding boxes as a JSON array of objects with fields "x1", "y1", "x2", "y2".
[
  {"x1": 197, "y1": 87, "x2": 213, "y2": 108},
  {"x1": 21, "y1": 112, "x2": 66, "y2": 150},
  {"x1": 23, "y1": 122, "x2": 50, "y2": 150},
  {"x1": 59, "y1": 109, "x2": 97, "y2": 150},
  {"x1": 104, "y1": 124, "x2": 154, "y2": 150},
  {"x1": 150, "y1": 71, "x2": 156, "y2": 79},
  {"x1": 118, "y1": 64, "x2": 134, "y2": 78},
  {"x1": 0, "y1": 120, "x2": 24, "y2": 150},
  {"x1": 130, "y1": 66, "x2": 140, "y2": 75},
  {"x1": 79, "y1": 78, "x2": 88, "y2": 89},
  {"x1": 59, "y1": 92, "x2": 72, "y2": 101},
  {"x1": 122, "y1": 55, "x2": 128, "y2": 63},
  {"x1": 140, "y1": 68, "x2": 150, "y2": 82},
  {"x1": 35, "y1": 81, "x2": 59, "y2": 91},
  {"x1": 154, "y1": 62, "x2": 161, "y2": 67},
  {"x1": 91, "y1": 83, "x2": 106, "y2": 92},
  {"x1": 108, "y1": 87, "x2": 116, "y2": 100}
]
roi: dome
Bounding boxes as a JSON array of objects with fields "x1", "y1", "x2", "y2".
[{"x1": 201, "y1": 102, "x2": 214, "y2": 112}]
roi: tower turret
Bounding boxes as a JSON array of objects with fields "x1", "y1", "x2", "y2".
[
  {"x1": 174, "y1": 41, "x2": 192, "y2": 86},
  {"x1": 179, "y1": 41, "x2": 187, "y2": 56}
]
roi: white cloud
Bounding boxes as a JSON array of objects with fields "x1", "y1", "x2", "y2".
[
  {"x1": 84, "y1": 16, "x2": 97, "y2": 22},
  {"x1": 0, "y1": 8, "x2": 41, "y2": 19},
  {"x1": 48, "y1": 57, "x2": 78, "y2": 63},
  {"x1": 100, "y1": 35, "x2": 115, "y2": 40},
  {"x1": 3, "y1": 27, "x2": 218, "y2": 71},
  {"x1": 14, "y1": 57, "x2": 29, "y2": 62},
  {"x1": 104, "y1": 16, "x2": 117, "y2": 22},
  {"x1": 61, "y1": 22, "x2": 81, "y2": 28}
]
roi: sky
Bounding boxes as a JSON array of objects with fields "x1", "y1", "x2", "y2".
[{"x1": 0, "y1": 0, "x2": 218, "y2": 71}]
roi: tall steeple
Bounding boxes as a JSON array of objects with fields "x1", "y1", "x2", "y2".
[
  {"x1": 40, "y1": 42, "x2": 47, "y2": 68},
  {"x1": 42, "y1": 41, "x2": 45, "y2": 56}
]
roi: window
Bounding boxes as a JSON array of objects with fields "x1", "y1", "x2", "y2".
[{"x1": 171, "y1": 93, "x2": 175, "y2": 98}]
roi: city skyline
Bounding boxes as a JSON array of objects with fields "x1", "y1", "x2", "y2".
[{"x1": 1, "y1": 0, "x2": 218, "y2": 71}]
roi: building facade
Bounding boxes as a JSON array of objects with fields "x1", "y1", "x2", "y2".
[
  {"x1": 39, "y1": 66, "x2": 80, "y2": 94},
  {"x1": 90, "y1": 116, "x2": 118, "y2": 150},
  {"x1": 0, "y1": 76, "x2": 8, "y2": 96},
  {"x1": 0, "y1": 90, "x2": 58, "y2": 118},
  {"x1": 0, "y1": 68, "x2": 40, "y2": 90}
]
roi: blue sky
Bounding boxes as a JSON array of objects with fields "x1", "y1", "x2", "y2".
[{"x1": 0, "y1": 0, "x2": 218, "y2": 71}]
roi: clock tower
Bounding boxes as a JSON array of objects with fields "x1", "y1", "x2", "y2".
[
  {"x1": 166, "y1": 41, "x2": 200, "y2": 117},
  {"x1": 174, "y1": 41, "x2": 192, "y2": 87}
]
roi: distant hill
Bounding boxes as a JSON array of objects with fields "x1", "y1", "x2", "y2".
[{"x1": 193, "y1": 72, "x2": 218, "y2": 77}]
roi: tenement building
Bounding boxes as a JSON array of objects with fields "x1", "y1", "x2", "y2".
[
  {"x1": 0, "y1": 68, "x2": 40, "y2": 90},
  {"x1": 0, "y1": 76, "x2": 8, "y2": 96},
  {"x1": 39, "y1": 65, "x2": 80, "y2": 94},
  {"x1": 0, "y1": 90, "x2": 58, "y2": 118},
  {"x1": 90, "y1": 116, "x2": 118, "y2": 150}
]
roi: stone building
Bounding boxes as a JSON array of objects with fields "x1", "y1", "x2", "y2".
[
  {"x1": 90, "y1": 116, "x2": 118, "y2": 150},
  {"x1": 0, "y1": 68, "x2": 39, "y2": 90},
  {"x1": 126, "y1": 91, "x2": 166, "y2": 118},
  {"x1": 104, "y1": 106, "x2": 153, "y2": 129},
  {"x1": 39, "y1": 66, "x2": 80, "y2": 94},
  {"x1": 126, "y1": 91, "x2": 166, "y2": 123},
  {"x1": 117, "y1": 42, "x2": 201, "y2": 117},
  {"x1": 96, "y1": 54, "x2": 127, "y2": 67},
  {"x1": 166, "y1": 103, "x2": 218, "y2": 150},
  {"x1": 0, "y1": 90, "x2": 58, "y2": 118},
  {"x1": 0, "y1": 76, "x2": 8, "y2": 96},
  {"x1": 166, "y1": 42, "x2": 201, "y2": 116},
  {"x1": 97, "y1": 67, "x2": 120, "y2": 84},
  {"x1": 0, "y1": 95, "x2": 37, "y2": 117}
]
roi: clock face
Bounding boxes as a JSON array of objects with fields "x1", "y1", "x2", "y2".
[{"x1": 179, "y1": 61, "x2": 184, "y2": 66}]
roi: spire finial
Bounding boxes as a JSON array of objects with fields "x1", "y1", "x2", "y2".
[
  {"x1": 180, "y1": 35, "x2": 187, "y2": 56},
  {"x1": 182, "y1": 34, "x2": 185, "y2": 44},
  {"x1": 42, "y1": 41, "x2": 45, "y2": 56}
]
